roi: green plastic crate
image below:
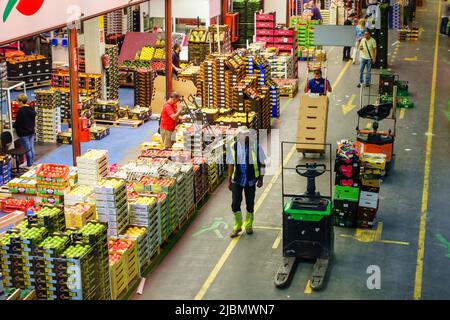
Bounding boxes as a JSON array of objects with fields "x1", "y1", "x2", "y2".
[{"x1": 334, "y1": 186, "x2": 360, "y2": 202}]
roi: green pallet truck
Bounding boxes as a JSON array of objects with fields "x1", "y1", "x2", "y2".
[{"x1": 274, "y1": 142, "x2": 333, "y2": 291}]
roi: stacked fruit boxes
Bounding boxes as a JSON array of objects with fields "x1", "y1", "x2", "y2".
[
  {"x1": 94, "y1": 100, "x2": 120, "y2": 122},
  {"x1": 108, "y1": 238, "x2": 139, "y2": 293},
  {"x1": 0, "y1": 60, "x2": 6, "y2": 102},
  {"x1": 233, "y1": 0, "x2": 261, "y2": 48},
  {"x1": 35, "y1": 90, "x2": 61, "y2": 143},
  {"x1": 6, "y1": 54, "x2": 51, "y2": 85},
  {"x1": 34, "y1": 164, "x2": 71, "y2": 206},
  {"x1": 192, "y1": 158, "x2": 209, "y2": 205},
  {"x1": 255, "y1": 12, "x2": 276, "y2": 45},
  {"x1": 273, "y1": 27, "x2": 298, "y2": 78},
  {"x1": 119, "y1": 225, "x2": 152, "y2": 276},
  {"x1": 188, "y1": 28, "x2": 210, "y2": 65},
  {"x1": 105, "y1": 45, "x2": 119, "y2": 100},
  {"x1": 64, "y1": 203, "x2": 96, "y2": 229},
  {"x1": 134, "y1": 68, "x2": 154, "y2": 112},
  {"x1": 333, "y1": 141, "x2": 361, "y2": 228},
  {"x1": 389, "y1": 3, "x2": 401, "y2": 30},
  {"x1": 156, "y1": 193, "x2": 170, "y2": 245},
  {"x1": 208, "y1": 25, "x2": 232, "y2": 53},
  {"x1": 77, "y1": 150, "x2": 110, "y2": 187},
  {"x1": 0, "y1": 156, "x2": 12, "y2": 186},
  {"x1": 95, "y1": 178, "x2": 130, "y2": 237},
  {"x1": 128, "y1": 196, "x2": 160, "y2": 261},
  {"x1": 358, "y1": 153, "x2": 386, "y2": 229},
  {"x1": 79, "y1": 222, "x2": 111, "y2": 300},
  {"x1": 52, "y1": 73, "x2": 102, "y2": 101},
  {"x1": 0, "y1": 272, "x2": 5, "y2": 300}
]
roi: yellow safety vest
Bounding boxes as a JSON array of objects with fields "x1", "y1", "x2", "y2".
[{"x1": 230, "y1": 141, "x2": 260, "y2": 182}]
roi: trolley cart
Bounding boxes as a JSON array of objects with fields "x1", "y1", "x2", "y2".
[
  {"x1": 275, "y1": 142, "x2": 333, "y2": 291},
  {"x1": 356, "y1": 78, "x2": 398, "y2": 177}
]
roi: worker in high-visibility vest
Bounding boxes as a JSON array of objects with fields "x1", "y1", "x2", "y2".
[{"x1": 227, "y1": 126, "x2": 265, "y2": 238}]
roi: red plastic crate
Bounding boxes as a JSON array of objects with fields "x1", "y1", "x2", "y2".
[
  {"x1": 255, "y1": 36, "x2": 275, "y2": 43},
  {"x1": 256, "y1": 29, "x2": 274, "y2": 36},
  {"x1": 256, "y1": 13, "x2": 276, "y2": 21},
  {"x1": 256, "y1": 22, "x2": 275, "y2": 28},
  {"x1": 1, "y1": 198, "x2": 34, "y2": 213},
  {"x1": 273, "y1": 37, "x2": 294, "y2": 44},
  {"x1": 274, "y1": 29, "x2": 295, "y2": 36}
]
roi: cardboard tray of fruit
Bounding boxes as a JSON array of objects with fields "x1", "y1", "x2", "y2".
[{"x1": 36, "y1": 164, "x2": 70, "y2": 183}]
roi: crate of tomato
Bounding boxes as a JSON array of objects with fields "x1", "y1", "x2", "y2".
[{"x1": 36, "y1": 164, "x2": 70, "y2": 184}]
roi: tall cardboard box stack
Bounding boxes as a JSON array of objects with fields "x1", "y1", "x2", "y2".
[
  {"x1": 296, "y1": 95, "x2": 329, "y2": 154},
  {"x1": 357, "y1": 153, "x2": 385, "y2": 228},
  {"x1": 35, "y1": 90, "x2": 61, "y2": 143}
]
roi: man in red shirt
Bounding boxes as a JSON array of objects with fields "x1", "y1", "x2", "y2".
[{"x1": 160, "y1": 92, "x2": 182, "y2": 149}]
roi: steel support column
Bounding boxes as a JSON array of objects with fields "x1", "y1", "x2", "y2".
[
  {"x1": 165, "y1": 0, "x2": 173, "y2": 98},
  {"x1": 68, "y1": 27, "x2": 81, "y2": 165}
]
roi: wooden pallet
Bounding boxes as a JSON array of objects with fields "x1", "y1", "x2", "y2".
[
  {"x1": 15, "y1": 80, "x2": 51, "y2": 91},
  {"x1": 95, "y1": 118, "x2": 144, "y2": 128}
]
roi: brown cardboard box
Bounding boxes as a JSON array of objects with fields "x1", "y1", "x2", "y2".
[{"x1": 296, "y1": 95, "x2": 329, "y2": 153}]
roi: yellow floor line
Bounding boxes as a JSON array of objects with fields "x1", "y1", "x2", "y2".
[
  {"x1": 399, "y1": 108, "x2": 406, "y2": 120},
  {"x1": 254, "y1": 226, "x2": 282, "y2": 231},
  {"x1": 272, "y1": 232, "x2": 283, "y2": 250},
  {"x1": 414, "y1": 0, "x2": 442, "y2": 301},
  {"x1": 379, "y1": 240, "x2": 411, "y2": 246},
  {"x1": 194, "y1": 58, "x2": 353, "y2": 300},
  {"x1": 304, "y1": 280, "x2": 313, "y2": 294}
]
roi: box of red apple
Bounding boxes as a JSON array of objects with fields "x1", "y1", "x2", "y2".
[
  {"x1": 274, "y1": 29, "x2": 295, "y2": 36},
  {"x1": 109, "y1": 238, "x2": 139, "y2": 284},
  {"x1": 256, "y1": 36, "x2": 275, "y2": 43},
  {"x1": 256, "y1": 29, "x2": 274, "y2": 36},
  {"x1": 256, "y1": 13, "x2": 275, "y2": 21},
  {"x1": 256, "y1": 21, "x2": 275, "y2": 28}
]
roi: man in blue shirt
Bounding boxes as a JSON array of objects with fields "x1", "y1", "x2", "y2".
[
  {"x1": 308, "y1": 0, "x2": 323, "y2": 21},
  {"x1": 304, "y1": 69, "x2": 332, "y2": 95},
  {"x1": 227, "y1": 127, "x2": 265, "y2": 238}
]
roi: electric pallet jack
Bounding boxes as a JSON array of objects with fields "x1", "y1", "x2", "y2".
[
  {"x1": 355, "y1": 102, "x2": 396, "y2": 177},
  {"x1": 275, "y1": 142, "x2": 333, "y2": 291}
]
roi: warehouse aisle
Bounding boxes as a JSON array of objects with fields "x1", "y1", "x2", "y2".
[{"x1": 133, "y1": 0, "x2": 450, "y2": 300}]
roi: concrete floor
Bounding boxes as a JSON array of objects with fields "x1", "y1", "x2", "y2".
[{"x1": 132, "y1": 0, "x2": 450, "y2": 300}]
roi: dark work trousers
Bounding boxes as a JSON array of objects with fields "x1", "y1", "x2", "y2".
[
  {"x1": 343, "y1": 46, "x2": 351, "y2": 59},
  {"x1": 441, "y1": 17, "x2": 449, "y2": 34},
  {"x1": 231, "y1": 183, "x2": 256, "y2": 214}
]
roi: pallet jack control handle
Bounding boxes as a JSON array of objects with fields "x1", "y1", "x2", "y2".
[{"x1": 296, "y1": 164, "x2": 326, "y2": 196}]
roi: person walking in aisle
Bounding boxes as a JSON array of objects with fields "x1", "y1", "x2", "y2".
[
  {"x1": 352, "y1": 19, "x2": 367, "y2": 64},
  {"x1": 13, "y1": 94, "x2": 36, "y2": 168},
  {"x1": 343, "y1": 12, "x2": 356, "y2": 61},
  {"x1": 308, "y1": 0, "x2": 323, "y2": 21},
  {"x1": 159, "y1": 92, "x2": 182, "y2": 149},
  {"x1": 172, "y1": 44, "x2": 182, "y2": 80},
  {"x1": 304, "y1": 69, "x2": 332, "y2": 95},
  {"x1": 227, "y1": 127, "x2": 265, "y2": 238},
  {"x1": 357, "y1": 30, "x2": 377, "y2": 88}
]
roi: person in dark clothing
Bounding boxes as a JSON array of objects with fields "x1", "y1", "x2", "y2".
[
  {"x1": 172, "y1": 43, "x2": 182, "y2": 80},
  {"x1": 343, "y1": 12, "x2": 356, "y2": 60},
  {"x1": 308, "y1": 0, "x2": 323, "y2": 21},
  {"x1": 13, "y1": 94, "x2": 36, "y2": 167},
  {"x1": 227, "y1": 127, "x2": 265, "y2": 238}
]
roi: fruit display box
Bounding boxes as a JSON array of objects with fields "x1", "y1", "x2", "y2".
[
  {"x1": 134, "y1": 68, "x2": 154, "y2": 112},
  {"x1": 64, "y1": 186, "x2": 94, "y2": 206},
  {"x1": 119, "y1": 226, "x2": 152, "y2": 276},
  {"x1": 64, "y1": 203, "x2": 96, "y2": 229},
  {"x1": 105, "y1": 45, "x2": 120, "y2": 101},
  {"x1": 108, "y1": 238, "x2": 139, "y2": 287}
]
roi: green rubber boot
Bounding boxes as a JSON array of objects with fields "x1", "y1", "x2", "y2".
[
  {"x1": 245, "y1": 212, "x2": 254, "y2": 235},
  {"x1": 230, "y1": 212, "x2": 243, "y2": 238}
]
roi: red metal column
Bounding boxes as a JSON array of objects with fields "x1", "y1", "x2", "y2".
[
  {"x1": 68, "y1": 27, "x2": 81, "y2": 165},
  {"x1": 222, "y1": 0, "x2": 229, "y2": 23},
  {"x1": 286, "y1": 0, "x2": 291, "y2": 26},
  {"x1": 165, "y1": 0, "x2": 173, "y2": 98}
]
